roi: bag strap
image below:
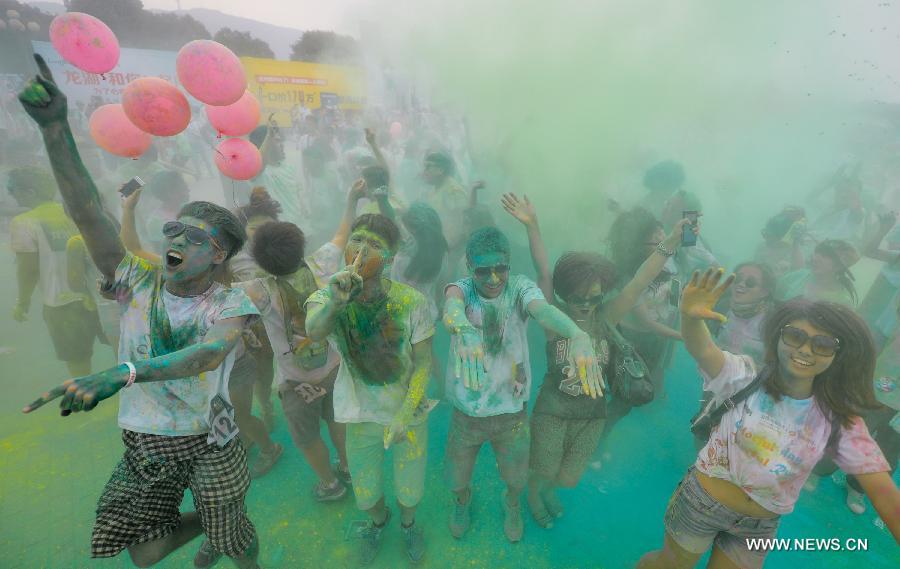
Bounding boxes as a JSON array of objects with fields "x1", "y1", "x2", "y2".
[{"x1": 693, "y1": 367, "x2": 768, "y2": 430}]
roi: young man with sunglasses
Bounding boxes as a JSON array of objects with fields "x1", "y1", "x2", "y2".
[
  {"x1": 442, "y1": 226, "x2": 602, "y2": 543},
  {"x1": 18, "y1": 55, "x2": 262, "y2": 569}
]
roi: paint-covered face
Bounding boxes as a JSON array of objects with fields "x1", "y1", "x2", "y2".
[
  {"x1": 732, "y1": 266, "x2": 768, "y2": 304},
  {"x1": 163, "y1": 215, "x2": 226, "y2": 282},
  {"x1": 422, "y1": 161, "x2": 444, "y2": 186},
  {"x1": 245, "y1": 215, "x2": 275, "y2": 240},
  {"x1": 468, "y1": 251, "x2": 510, "y2": 299},
  {"x1": 345, "y1": 227, "x2": 392, "y2": 279},
  {"x1": 776, "y1": 319, "x2": 837, "y2": 383},
  {"x1": 810, "y1": 252, "x2": 837, "y2": 277},
  {"x1": 562, "y1": 280, "x2": 604, "y2": 321}
]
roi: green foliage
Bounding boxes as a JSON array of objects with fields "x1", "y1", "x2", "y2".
[
  {"x1": 213, "y1": 27, "x2": 274, "y2": 59},
  {"x1": 66, "y1": 0, "x2": 211, "y2": 51},
  {"x1": 289, "y1": 30, "x2": 361, "y2": 65}
]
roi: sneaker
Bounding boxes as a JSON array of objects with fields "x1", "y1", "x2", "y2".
[
  {"x1": 359, "y1": 507, "x2": 391, "y2": 566},
  {"x1": 401, "y1": 521, "x2": 426, "y2": 564},
  {"x1": 334, "y1": 462, "x2": 352, "y2": 487},
  {"x1": 449, "y1": 493, "x2": 471, "y2": 539},
  {"x1": 502, "y1": 490, "x2": 523, "y2": 543},
  {"x1": 313, "y1": 478, "x2": 347, "y2": 502},
  {"x1": 193, "y1": 540, "x2": 222, "y2": 568},
  {"x1": 846, "y1": 486, "x2": 867, "y2": 515},
  {"x1": 250, "y1": 442, "x2": 283, "y2": 479}
]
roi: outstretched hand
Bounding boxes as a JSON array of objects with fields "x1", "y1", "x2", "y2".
[
  {"x1": 18, "y1": 54, "x2": 67, "y2": 127},
  {"x1": 501, "y1": 193, "x2": 537, "y2": 227},
  {"x1": 567, "y1": 333, "x2": 604, "y2": 399},
  {"x1": 681, "y1": 268, "x2": 734, "y2": 323},
  {"x1": 453, "y1": 327, "x2": 487, "y2": 391},
  {"x1": 22, "y1": 365, "x2": 129, "y2": 416}
]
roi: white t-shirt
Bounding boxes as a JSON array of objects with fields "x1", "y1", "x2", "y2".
[
  {"x1": 113, "y1": 253, "x2": 260, "y2": 436},
  {"x1": 306, "y1": 280, "x2": 435, "y2": 426},
  {"x1": 445, "y1": 275, "x2": 545, "y2": 417},
  {"x1": 696, "y1": 351, "x2": 890, "y2": 515},
  {"x1": 237, "y1": 242, "x2": 343, "y2": 387},
  {"x1": 9, "y1": 202, "x2": 82, "y2": 307}
]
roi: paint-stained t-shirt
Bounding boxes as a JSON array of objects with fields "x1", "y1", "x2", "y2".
[
  {"x1": 696, "y1": 351, "x2": 889, "y2": 515},
  {"x1": 114, "y1": 253, "x2": 259, "y2": 436},
  {"x1": 9, "y1": 201, "x2": 83, "y2": 307},
  {"x1": 445, "y1": 274, "x2": 545, "y2": 417},
  {"x1": 305, "y1": 279, "x2": 434, "y2": 425}
]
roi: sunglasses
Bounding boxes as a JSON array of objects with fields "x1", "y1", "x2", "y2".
[
  {"x1": 735, "y1": 276, "x2": 759, "y2": 288},
  {"x1": 473, "y1": 264, "x2": 510, "y2": 279},
  {"x1": 565, "y1": 293, "x2": 604, "y2": 306},
  {"x1": 162, "y1": 221, "x2": 220, "y2": 249},
  {"x1": 780, "y1": 325, "x2": 840, "y2": 358}
]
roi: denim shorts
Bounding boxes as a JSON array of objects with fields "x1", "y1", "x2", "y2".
[{"x1": 664, "y1": 468, "x2": 781, "y2": 569}]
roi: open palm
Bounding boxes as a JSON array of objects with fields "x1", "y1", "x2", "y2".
[{"x1": 682, "y1": 268, "x2": 734, "y2": 323}]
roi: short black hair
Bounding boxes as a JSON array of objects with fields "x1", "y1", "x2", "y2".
[
  {"x1": 178, "y1": 201, "x2": 247, "y2": 260},
  {"x1": 236, "y1": 187, "x2": 281, "y2": 226},
  {"x1": 251, "y1": 221, "x2": 306, "y2": 276},
  {"x1": 249, "y1": 125, "x2": 268, "y2": 148},
  {"x1": 7, "y1": 166, "x2": 56, "y2": 201},
  {"x1": 466, "y1": 227, "x2": 510, "y2": 264},
  {"x1": 361, "y1": 165, "x2": 389, "y2": 189},
  {"x1": 351, "y1": 214, "x2": 400, "y2": 252},
  {"x1": 553, "y1": 252, "x2": 618, "y2": 302},
  {"x1": 424, "y1": 151, "x2": 455, "y2": 175}
]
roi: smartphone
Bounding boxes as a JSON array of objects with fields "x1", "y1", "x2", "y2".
[
  {"x1": 119, "y1": 176, "x2": 144, "y2": 198},
  {"x1": 682, "y1": 210, "x2": 699, "y2": 247}
]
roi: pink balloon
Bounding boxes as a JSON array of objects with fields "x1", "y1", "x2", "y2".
[
  {"x1": 215, "y1": 138, "x2": 262, "y2": 181},
  {"x1": 122, "y1": 77, "x2": 191, "y2": 137},
  {"x1": 177, "y1": 40, "x2": 246, "y2": 106},
  {"x1": 49, "y1": 12, "x2": 120, "y2": 74},
  {"x1": 89, "y1": 104, "x2": 152, "y2": 158},
  {"x1": 205, "y1": 91, "x2": 260, "y2": 137}
]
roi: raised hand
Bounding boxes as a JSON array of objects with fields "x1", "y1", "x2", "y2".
[
  {"x1": 454, "y1": 327, "x2": 487, "y2": 391},
  {"x1": 349, "y1": 178, "x2": 367, "y2": 202},
  {"x1": 567, "y1": 333, "x2": 604, "y2": 399},
  {"x1": 365, "y1": 127, "x2": 376, "y2": 146},
  {"x1": 23, "y1": 365, "x2": 129, "y2": 416},
  {"x1": 501, "y1": 192, "x2": 537, "y2": 226},
  {"x1": 682, "y1": 268, "x2": 734, "y2": 323},
  {"x1": 17, "y1": 54, "x2": 67, "y2": 127},
  {"x1": 328, "y1": 250, "x2": 364, "y2": 305},
  {"x1": 121, "y1": 186, "x2": 143, "y2": 211},
  {"x1": 663, "y1": 218, "x2": 694, "y2": 250}
]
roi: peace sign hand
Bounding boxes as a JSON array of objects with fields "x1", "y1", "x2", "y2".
[
  {"x1": 328, "y1": 250, "x2": 364, "y2": 306},
  {"x1": 18, "y1": 54, "x2": 68, "y2": 127},
  {"x1": 22, "y1": 365, "x2": 129, "y2": 416},
  {"x1": 681, "y1": 268, "x2": 734, "y2": 323}
]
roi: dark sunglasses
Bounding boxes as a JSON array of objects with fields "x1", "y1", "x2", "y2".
[
  {"x1": 735, "y1": 276, "x2": 759, "y2": 288},
  {"x1": 565, "y1": 293, "x2": 604, "y2": 306},
  {"x1": 162, "y1": 221, "x2": 220, "y2": 248},
  {"x1": 473, "y1": 264, "x2": 510, "y2": 279},
  {"x1": 780, "y1": 325, "x2": 840, "y2": 358}
]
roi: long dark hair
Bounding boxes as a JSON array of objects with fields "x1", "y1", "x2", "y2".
[
  {"x1": 608, "y1": 207, "x2": 664, "y2": 279},
  {"x1": 552, "y1": 251, "x2": 618, "y2": 305},
  {"x1": 761, "y1": 298, "x2": 878, "y2": 427},
  {"x1": 401, "y1": 202, "x2": 448, "y2": 282},
  {"x1": 814, "y1": 240, "x2": 858, "y2": 306}
]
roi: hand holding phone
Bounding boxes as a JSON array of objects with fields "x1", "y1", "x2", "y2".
[
  {"x1": 119, "y1": 176, "x2": 144, "y2": 198},
  {"x1": 681, "y1": 210, "x2": 699, "y2": 247}
]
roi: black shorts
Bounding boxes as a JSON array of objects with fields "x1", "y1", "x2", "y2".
[
  {"x1": 91, "y1": 430, "x2": 255, "y2": 558},
  {"x1": 42, "y1": 302, "x2": 98, "y2": 362}
]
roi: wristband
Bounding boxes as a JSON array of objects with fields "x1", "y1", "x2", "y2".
[
  {"x1": 122, "y1": 361, "x2": 137, "y2": 388},
  {"x1": 655, "y1": 242, "x2": 675, "y2": 257}
]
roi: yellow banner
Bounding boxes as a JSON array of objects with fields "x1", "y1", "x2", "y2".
[{"x1": 240, "y1": 57, "x2": 367, "y2": 127}]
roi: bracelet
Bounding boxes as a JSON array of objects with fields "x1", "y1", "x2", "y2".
[
  {"x1": 122, "y1": 361, "x2": 137, "y2": 388},
  {"x1": 656, "y1": 242, "x2": 675, "y2": 257}
]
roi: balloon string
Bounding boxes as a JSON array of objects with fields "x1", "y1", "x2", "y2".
[{"x1": 101, "y1": 74, "x2": 106, "y2": 81}]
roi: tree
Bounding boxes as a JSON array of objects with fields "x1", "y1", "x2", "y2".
[
  {"x1": 290, "y1": 30, "x2": 361, "y2": 65},
  {"x1": 66, "y1": 0, "x2": 211, "y2": 51},
  {"x1": 213, "y1": 27, "x2": 274, "y2": 59}
]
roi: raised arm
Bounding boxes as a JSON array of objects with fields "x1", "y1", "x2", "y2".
[
  {"x1": 23, "y1": 315, "x2": 250, "y2": 415},
  {"x1": 365, "y1": 128, "x2": 389, "y2": 172},
  {"x1": 18, "y1": 54, "x2": 124, "y2": 281},
  {"x1": 680, "y1": 268, "x2": 734, "y2": 378},
  {"x1": 119, "y1": 187, "x2": 161, "y2": 264},
  {"x1": 501, "y1": 192, "x2": 552, "y2": 299},
  {"x1": 603, "y1": 219, "x2": 690, "y2": 326},
  {"x1": 331, "y1": 179, "x2": 367, "y2": 250}
]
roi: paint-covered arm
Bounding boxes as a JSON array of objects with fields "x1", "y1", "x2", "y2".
[
  {"x1": 18, "y1": 55, "x2": 125, "y2": 282},
  {"x1": 501, "y1": 193, "x2": 552, "y2": 299},
  {"x1": 385, "y1": 337, "x2": 432, "y2": 449},
  {"x1": 443, "y1": 287, "x2": 487, "y2": 390},
  {"x1": 680, "y1": 268, "x2": 733, "y2": 378},
  {"x1": 603, "y1": 220, "x2": 689, "y2": 326},
  {"x1": 13, "y1": 253, "x2": 39, "y2": 322},
  {"x1": 856, "y1": 471, "x2": 900, "y2": 543},
  {"x1": 120, "y1": 187, "x2": 161, "y2": 264},
  {"x1": 528, "y1": 299, "x2": 604, "y2": 399},
  {"x1": 331, "y1": 179, "x2": 367, "y2": 250},
  {"x1": 22, "y1": 315, "x2": 250, "y2": 415}
]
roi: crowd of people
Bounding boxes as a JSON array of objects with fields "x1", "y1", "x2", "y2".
[{"x1": 3, "y1": 51, "x2": 900, "y2": 569}]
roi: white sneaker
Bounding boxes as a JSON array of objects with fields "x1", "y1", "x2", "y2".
[{"x1": 846, "y1": 487, "x2": 866, "y2": 515}]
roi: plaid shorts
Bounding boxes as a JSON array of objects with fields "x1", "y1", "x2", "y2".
[{"x1": 91, "y1": 430, "x2": 255, "y2": 558}]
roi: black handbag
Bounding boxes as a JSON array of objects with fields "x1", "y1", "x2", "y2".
[{"x1": 604, "y1": 322, "x2": 654, "y2": 407}]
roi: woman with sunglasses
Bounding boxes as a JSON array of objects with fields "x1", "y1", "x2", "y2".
[
  {"x1": 638, "y1": 268, "x2": 899, "y2": 569},
  {"x1": 501, "y1": 193, "x2": 691, "y2": 528},
  {"x1": 712, "y1": 262, "x2": 778, "y2": 366}
]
